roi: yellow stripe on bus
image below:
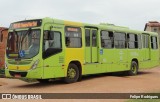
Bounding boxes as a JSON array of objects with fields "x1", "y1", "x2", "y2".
[
  {"x1": 64, "y1": 20, "x2": 82, "y2": 26},
  {"x1": 8, "y1": 54, "x2": 18, "y2": 57},
  {"x1": 8, "y1": 65, "x2": 30, "y2": 71}
]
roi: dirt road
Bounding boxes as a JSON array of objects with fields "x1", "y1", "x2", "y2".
[{"x1": 0, "y1": 67, "x2": 160, "y2": 102}]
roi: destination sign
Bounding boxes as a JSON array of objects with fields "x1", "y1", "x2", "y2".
[
  {"x1": 10, "y1": 20, "x2": 42, "y2": 29},
  {"x1": 67, "y1": 27, "x2": 79, "y2": 32},
  {"x1": 65, "y1": 27, "x2": 82, "y2": 37}
]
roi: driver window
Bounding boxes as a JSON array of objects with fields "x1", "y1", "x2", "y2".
[{"x1": 44, "y1": 31, "x2": 61, "y2": 51}]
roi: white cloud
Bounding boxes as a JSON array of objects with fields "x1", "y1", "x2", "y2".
[{"x1": 0, "y1": 0, "x2": 160, "y2": 30}]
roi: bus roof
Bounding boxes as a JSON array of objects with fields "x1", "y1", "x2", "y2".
[{"x1": 9, "y1": 17, "x2": 158, "y2": 36}]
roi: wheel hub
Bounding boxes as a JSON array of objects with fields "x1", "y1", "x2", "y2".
[{"x1": 68, "y1": 68, "x2": 76, "y2": 79}]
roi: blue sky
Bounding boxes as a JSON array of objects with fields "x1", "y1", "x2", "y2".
[{"x1": 0, "y1": 0, "x2": 160, "y2": 30}]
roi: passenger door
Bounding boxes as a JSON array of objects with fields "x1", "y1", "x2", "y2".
[
  {"x1": 84, "y1": 28, "x2": 99, "y2": 74},
  {"x1": 85, "y1": 28, "x2": 98, "y2": 63}
]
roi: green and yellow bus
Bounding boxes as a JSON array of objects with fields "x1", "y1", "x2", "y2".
[{"x1": 5, "y1": 17, "x2": 159, "y2": 83}]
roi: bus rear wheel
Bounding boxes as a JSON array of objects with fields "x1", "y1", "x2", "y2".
[
  {"x1": 128, "y1": 61, "x2": 138, "y2": 76},
  {"x1": 64, "y1": 64, "x2": 79, "y2": 83}
]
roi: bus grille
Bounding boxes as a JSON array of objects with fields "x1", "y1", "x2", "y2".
[{"x1": 9, "y1": 71, "x2": 27, "y2": 77}]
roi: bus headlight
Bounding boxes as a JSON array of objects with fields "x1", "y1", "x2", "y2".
[
  {"x1": 31, "y1": 60, "x2": 39, "y2": 70},
  {"x1": 5, "y1": 63, "x2": 8, "y2": 69}
]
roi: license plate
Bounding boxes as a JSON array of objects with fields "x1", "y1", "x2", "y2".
[{"x1": 14, "y1": 74, "x2": 21, "y2": 78}]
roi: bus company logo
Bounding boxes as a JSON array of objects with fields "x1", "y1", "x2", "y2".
[{"x1": 2, "y1": 94, "x2": 11, "y2": 99}]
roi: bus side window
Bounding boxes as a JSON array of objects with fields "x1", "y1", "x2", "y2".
[
  {"x1": 44, "y1": 31, "x2": 55, "y2": 50},
  {"x1": 44, "y1": 31, "x2": 61, "y2": 51},
  {"x1": 92, "y1": 30, "x2": 97, "y2": 47},
  {"x1": 114, "y1": 32, "x2": 126, "y2": 49},
  {"x1": 109, "y1": 32, "x2": 114, "y2": 48},
  {"x1": 138, "y1": 35, "x2": 142, "y2": 49},
  {"x1": 65, "y1": 26, "x2": 82, "y2": 48},
  {"x1": 127, "y1": 33, "x2": 138, "y2": 49},
  {"x1": 85, "y1": 29, "x2": 90, "y2": 47},
  {"x1": 151, "y1": 36, "x2": 158, "y2": 49},
  {"x1": 101, "y1": 31, "x2": 114, "y2": 48},
  {"x1": 142, "y1": 34, "x2": 149, "y2": 48},
  {"x1": 43, "y1": 30, "x2": 62, "y2": 59}
]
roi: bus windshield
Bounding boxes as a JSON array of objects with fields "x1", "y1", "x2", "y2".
[{"x1": 6, "y1": 29, "x2": 40, "y2": 59}]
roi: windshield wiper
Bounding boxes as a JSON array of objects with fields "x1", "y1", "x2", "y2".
[
  {"x1": 20, "y1": 28, "x2": 32, "y2": 50},
  {"x1": 13, "y1": 30, "x2": 20, "y2": 51}
]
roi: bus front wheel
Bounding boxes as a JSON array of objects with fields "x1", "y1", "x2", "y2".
[
  {"x1": 64, "y1": 63, "x2": 79, "y2": 83},
  {"x1": 128, "y1": 61, "x2": 138, "y2": 76}
]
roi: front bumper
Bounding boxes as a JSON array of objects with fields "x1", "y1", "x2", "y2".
[{"x1": 5, "y1": 68, "x2": 43, "y2": 79}]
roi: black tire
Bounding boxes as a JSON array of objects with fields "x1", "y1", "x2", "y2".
[
  {"x1": 78, "y1": 74, "x2": 82, "y2": 81},
  {"x1": 64, "y1": 64, "x2": 79, "y2": 83},
  {"x1": 37, "y1": 79, "x2": 49, "y2": 83},
  {"x1": 128, "y1": 61, "x2": 138, "y2": 76}
]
